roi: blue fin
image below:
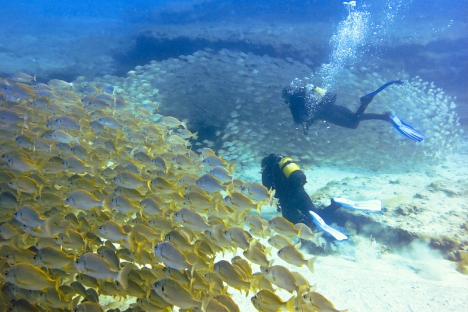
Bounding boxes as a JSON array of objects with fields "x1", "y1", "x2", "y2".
[{"x1": 389, "y1": 113, "x2": 425, "y2": 142}]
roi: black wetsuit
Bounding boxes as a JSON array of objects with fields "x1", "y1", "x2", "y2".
[
  {"x1": 283, "y1": 80, "x2": 403, "y2": 134},
  {"x1": 261, "y1": 154, "x2": 338, "y2": 228}
]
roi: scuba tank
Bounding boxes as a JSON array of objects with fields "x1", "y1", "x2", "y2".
[{"x1": 278, "y1": 157, "x2": 307, "y2": 187}]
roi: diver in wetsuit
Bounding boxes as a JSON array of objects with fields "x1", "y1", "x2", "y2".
[
  {"x1": 261, "y1": 154, "x2": 339, "y2": 229},
  {"x1": 262, "y1": 154, "x2": 383, "y2": 241},
  {"x1": 282, "y1": 80, "x2": 425, "y2": 142}
]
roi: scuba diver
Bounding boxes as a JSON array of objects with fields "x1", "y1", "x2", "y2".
[
  {"x1": 282, "y1": 80, "x2": 425, "y2": 142},
  {"x1": 261, "y1": 153, "x2": 381, "y2": 240}
]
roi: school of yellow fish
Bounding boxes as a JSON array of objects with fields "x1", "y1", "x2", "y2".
[{"x1": 0, "y1": 73, "x2": 347, "y2": 312}]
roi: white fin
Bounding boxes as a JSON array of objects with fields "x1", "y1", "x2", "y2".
[
  {"x1": 309, "y1": 211, "x2": 348, "y2": 241},
  {"x1": 333, "y1": 198, "x2": 382, "y2": 211}
]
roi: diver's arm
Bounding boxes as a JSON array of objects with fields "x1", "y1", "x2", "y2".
[{"x1": 261, "y1": 169, "x2": 274, "y2": 190}]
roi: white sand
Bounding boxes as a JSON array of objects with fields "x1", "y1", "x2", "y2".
[{"x1": 313, "y1": 253, "x2": 468, "y2": 311}]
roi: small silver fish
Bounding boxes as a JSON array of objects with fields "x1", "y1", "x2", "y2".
[
  {"x1": 202, "y1": 155, "x2": 228, "y2": 168},
  {"x1": 0, "y1": 108, "x2": 24, "y2": 124},
  {"x1": 8, "y1": 72, "x2": 36, "y2": 83},
  {"x1": 74, "y1": 252, "x2": 132, "y2": 290},
  {"x1": 62, "y1": 156, "x2": 93, "y2": 174},
  {"x1": 210, "y1": 166, "x2": 233, "y2": 183},
  {"x1": 152, "y1": 278, "x2": 202, "y2": 309},
  {"x1": 98, "y1": 220, "x2": 129, "y2": 243},
  {"x1": 48, "y1": 130, "x2": 79, "y2": 144},
  {"x1": 242, "y1": 182, "x2": 272, "y2": 202},
  {"x1": 96, "y1": 116, "x2": 122, "y2": 129},
  {"x1": 173, "y1": 208, "x2": 211, "y2": 232},
  {"x1": 154, "y1": 241, "x2": 192, "y2": 271},
  {"x1": 139, "y1": 197, "x2": 163, "y2": 216},
  {"x1": 0, "y1": 191, "x2": 18, "y2": 210},
  {"x1": 13, "y1": 205, "x2": 44, "y2": 228},
  {"x1": 65, "y1": 190, "x2": 103, "y2": 210},
  {"x1": 196, "y1": 174, "x2": 226, "y2": 193},
  {"x1": 15, "y1": 135, "x2": 34, "y2": 149},
  {"x1": 54, "y1": 115, "x2": 81, "y2": 130},
  {"x1": 3, "y1": 263, "x2": 56, "y2": 290},
  {"x1": 47, "y1": 79, "x2": 73, "y2": 90}
]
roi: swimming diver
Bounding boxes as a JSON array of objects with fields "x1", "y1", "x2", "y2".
[
  {"x1": 261, "y1": 153, "x2": 381, "y2": 241},
  {"x1": 282, "y1": 80, "x2": 425, "y2": 142}
]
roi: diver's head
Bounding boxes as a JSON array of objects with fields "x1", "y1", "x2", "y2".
[
  {"x1": 282, "y1": 86, "x2": 304, "y2": 102},
  {"x1": 282, "y1": 86, "x2": 307, "y2": 106},
  {"x1": 261, "y1": 153, "x2": 282, "y2": 170},
  {"x1": 282, "y1": 86, "x2": 294, "y2": 100}
]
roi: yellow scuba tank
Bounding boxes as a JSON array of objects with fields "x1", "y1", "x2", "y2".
[
  {"x1": 314, "y1": 86, "x2": 327, "y2": 96},
  {"x1": 278, "y1": 157, "x2": 307, "y2": 186},
  {"x1": 278, "y1": 157, "x2": 301, "y2": 178},
  {"x1": 305, "y1": 84, "x2": 327, "y2": 98}
]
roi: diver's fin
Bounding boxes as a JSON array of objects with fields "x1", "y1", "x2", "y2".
[
  {"x1": 359, "y1": 80, "x2": 403, "y2": 107},
  {"x1": 333, "y1": 198, "x2": 382, "y2": 211},
  {"x1": 309, "y1": 211, "x2": 348, "y2": 241},
  {"x1": 389, "y1": 113, "x2": 425, "y2": 142}
]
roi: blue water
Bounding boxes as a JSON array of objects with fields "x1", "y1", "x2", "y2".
[
  {"x1": 3, "y1": 0, "x2": 466, "y2": 21},
  {"x1": 1, "y1": 0, "x2": 466, "y2": 118}
]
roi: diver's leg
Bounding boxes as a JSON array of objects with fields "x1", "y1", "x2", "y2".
[
  {"x1": 318, "y1": 81, "x2": 403, "y2": 129},
  {"x1": 321, "y1": 104, "x2": 360, "y2": 129},
  {"x1": 314, "y1": 200, "x2": 341, "y2": 225},
  {"x1": 356, "y1": 80, "x2": 403, "y2": 117},
  {"x1": 282, "y1": 188, "x2": 317, "y2": 226},
  {"x1": 358, "y1": 112, "x2": 392, "y2": 122},
  {"x1": 332, "y1": 110, "x2": 425, "y2": 142},
  {"x1": 322, "y1": 106, "x2": 399, "y2": 129}
]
